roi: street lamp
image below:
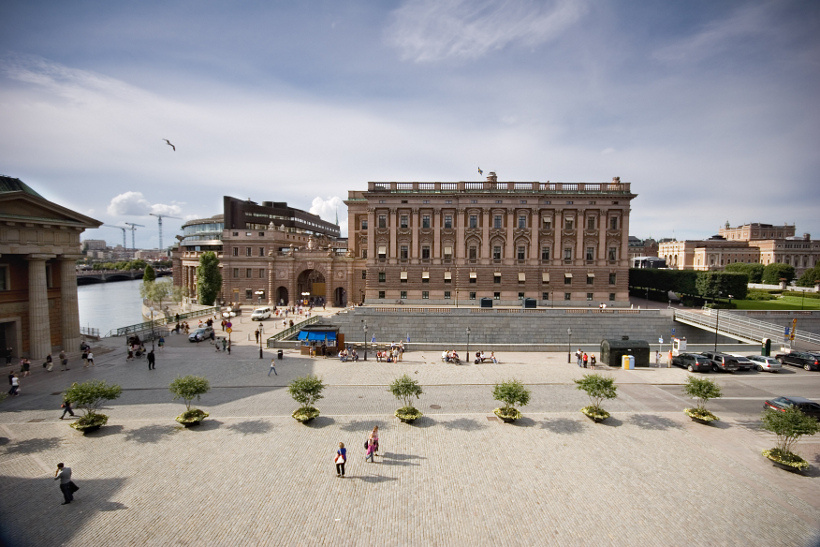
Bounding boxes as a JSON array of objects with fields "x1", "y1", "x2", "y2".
[
  {"x1": 363, "y1": 321, "x2": 368, "y2": 361},
  {"x1": 466, "y1": 326, "x2": 471, "y2": 360},
  {"x1": 567, "y1": 327, "x2": 572, "y2": 363},
  {"x1": 258, "y1": 322, "x2": 264, "y2": 359},
  {"x1": 149, "y1": 307, "x2": 156, "y2": 351},
  {"x1": 713, "y1": 292, "x2": 722, "y2": 353},
  {"x1": 224, "y1": 310, "x2": 236, "y2": 354}
]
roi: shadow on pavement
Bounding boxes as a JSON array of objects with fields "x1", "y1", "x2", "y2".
[
  {"x1": 628, "y1": 414, "x2": 682, "y2": 430},
  {"x1": 305, "y1": 416, "x2": 335, "y2": 429},
  {"x1": 599, "y1": 417, "x2": 623, "y2": 427},
  {"x1": 510, "y1": 417, "x2": 538, "y2": 428},
  {"x1": 98, "y1": 501, "x2": 129, "y2": 512},
  {"x1": 540, "y1": 417, "x2": 586, "y2": 435},
  {"x1": 339, "y1": 419, "x2": 389, "y2": 433},
  {"x1": 1, "y1": 436, "x2": 63, "y2": 455},
  {"x1": 376, "y1": 452, "x2": 424, "y2": 467},
  {"x1": 123, "y1": 424, "x2": 179, "y2": 444},
  {"x1": 351, "y1": 473, "x2": 398, "y2": 484},
  {"x1": 84, "y1": 424, "x2": 125, "y2": 438},
  {"x1": 441, "y1": 417, "x2": 487, "y2": 431},
  {"x1": 181, "y1": 419, "x2": 223, "y2": 432},
  {"x1": 226, "y1": 419, "x2": 275, "y2": 435},
  {"x1": 403, "y1": 416, "x2": 436, "y2": 428}
]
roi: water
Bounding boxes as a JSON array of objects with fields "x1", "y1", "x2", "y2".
[{"x1": 78, "y1": 279, "x2": 145, "y2": 335}]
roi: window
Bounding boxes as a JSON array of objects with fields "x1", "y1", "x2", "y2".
[
  {"x1": 518, "y1": 215, "x2": 527, "y2": 229},
  {"x1": 494, "y1": 215, "x2": 502, "y2": 229},
  {"x1": 469, "y1": 292, "x2": 476, "y2": 300},
  {"x1": 421, "y1": 246, "x2": 430, "y2": 260},
  {"x1": 469, "y1": 215, "x2": 478, "y2": 228},
  {"x1": 378, "y1": 272, "x2": 386, "y2": 283},
  {"x1": 233, "y1": 268, "x2": 239, "y2": 278},
  {"x1": 362, "y1": 270, "x2": 367, "y2": 280},
  {"x1": 564, "y1": 218, "x2": 574, "y2": 231},
  {"x1": 587, "y1": 275, "x2": 594, "y2": 285},
  {"x1": 493, "y1": 246, "x2": 502, "y2": 260},
  {"x1": 565, "y1": 292, "x2": 571, "y2": 301},
  {"x1": 378, "y1": 215, "x2": 387, "y2": 228},
  {"x1": 444, "y1": 215, "x2": 453, "y2": 229},
  {"x1": 259, "y1": 247, "x2": 265, "y2": 257},
  {"x1": 444, "y1": 291, "x2": 451, "y2": 300},
  {"x1": 400, "y1": 215, "x2": 408, "y2": 229},
  {"x1": 400, "y1": 271, "x2": 408, "y2": 283},
  {"x1": 564, "y1": 248, "x2": 572, "y2": 261},
  {"x1": 494, "y1": 274, "x2": 501, "y2": 284},
  {"x1": 494, "y1": 292, "x2": 501, "y2": 300},
  {"x1": 609, "y1": 293, "x2": 616, "y2": 301},
  {"x1": 422, "y1": 215, "x2": 431, "y2": 229},
  {"x1": 469, "y1": 272, "x2": 477, "y2": 284},
  {"x1": 443, "y1": 246, "x2": 453, "y2": 261},
  {"x1": 518, "y1": 272, "x2": 526, "y2": 284},
  {"x1": 542, "y1": 272, "x2": 550, "y2": 284},
  {"x1": 246, "y1": 247, "x2": 252, "y2": 257},
  {"x1": 422, "y1": 291, "x2": 429, "y2": 299},
  {"x1": 400, "y1": 291, "x2": 407, "y2": 299},
  {"x1": 232, "y1": 232, "x2": 238, "y2": 236},
  {"x1": 378, "y1": 291, "x2": 385, "y2": 299},
  {"x1": 587, "y1": 217, "x2": 596, "y2": 230},
  {"x1": 610, "y1": 217, "x2": 618, "y2": 230},
  {"x1": 444, "y1": 272, "x2": 452, "y2": 283},
  {"x1": 422, "y1": 272, "x2": 429, "y2": 283},
  {"x1": 246, "y1": 289, "x2": 253, "y2": 300},
  {"x1": 609, "y1": 247, "x2": 618, "y2": 261},
  {"x1": 586, "y1": 247, "x2": 595, "y2": 261},
  {"x1": 361, "y1": 249, "x2": 367, "y2": 259},
  {"x1": 246, "y1": 268, "x2": 252, "y2": 278},
  {"x1": 542, "y1": 292, "x2": 549, "y2": 300},
  {"x1": 400, "y1": 245, "x2": 409, "y2": 261},
  {"x1": 542, "y1": 217, "x2": 552, "y2": 230},
  {"x1": 233, "y1": 247, "x2": 239, "y2": 256},
  {"x1": 361, "y1": 219, "x2": 368, "y2": 230},
  {"x1": 587, "y1": 293, "x2": 593, "y2": 301},
  {"x1": 259, "y1": 268, "x2": 265, "y2": 278},
  {"x1": 468, "y1": 246, "x2": 477, "y2": 261},
  {"x1": 518, "y1": 292, "x2": 525, "y2": 299},
  {"x1": 564, "y1": 274, "x2": 572, "y2": 285},
  {"x1": 609, "y1": 273, "x2": 616, "y2": 285},
  {"x1": 0, "y1": 265, "x2": 8, "y2": 290},
  {"x1": 541, "y1": 247, "x2": 551, "y2": 261},
  {"x1": 378, "y1": 245, "x2": 387, "y2": 259},
  {"x1": 517, "y1": 246, "x2": 526, "y2": 261}
]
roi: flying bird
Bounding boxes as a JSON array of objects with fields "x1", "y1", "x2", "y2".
[
  {"x1": 163, "y1": 139, "x2": 176, "y2": 151},
  {"x1": 478, "y1": 167, "x2": 483, "y2": 175}
]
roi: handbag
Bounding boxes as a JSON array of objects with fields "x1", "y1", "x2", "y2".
[
  {"x1": 335, "y1": 454, "x2": 345, "y2": 464},
  {"x1": 69, "y1": 481, "x2": 79, "y2": 493}
]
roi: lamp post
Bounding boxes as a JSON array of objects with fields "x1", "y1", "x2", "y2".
[
  {"x1": 224, "y1": 310, "x2": 236, "y2": 355},
  {"x1": 149, "y1": 307, "x2": 156, "y2": 351},
  {"x1": 466, "y1": 326, "x2": 471, "y2": 360},
  {"x1": 567, "y1": 327, "x2": 572, "y2": 363},
  {"x1": 713, "y1": 292, "x2": 722, "y2": 353},
  {"x1": 363, "y1": 322, "x2": 368, "y2": 361},
  {"x1": 258, "y1": 323, "x2": 264, "y2": 359}
]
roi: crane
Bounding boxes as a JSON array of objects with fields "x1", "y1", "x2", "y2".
[
  {"x1": 102, "y1": 224, "x2": 127, "y2": 248},
  {"x1": 150, "y1": 213, "x2": 182, "y2": 251},
  {"x1": 124, "y1": 222, "x2": 144, "y2": 250}
]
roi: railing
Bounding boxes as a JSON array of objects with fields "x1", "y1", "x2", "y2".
[
  {"x1": 673, "y1": 309, "x2": 820, "y2": 347},
  {"x1": 267, "y1": 315, "x2": 322, "y2": 344},
  {"x1": 80, "y1": 326, "x2": 101, "y2": 338},
  {"x1": 367, "y1": 181, "x2": 632, "y2": 194},
  {"x1": 111, "y1": 306, "x2": 221, "y2": 337}
]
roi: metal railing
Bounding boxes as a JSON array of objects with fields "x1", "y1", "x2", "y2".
[
  {"x1": 110, "y1": 306, "x2": 221, "y2": 337},
  {"x1": 673, "y1": 309, "x2": 820, "y2": 347},
  {"x1": 267, "y1": 315, "x2": 322, "y2": 345}
]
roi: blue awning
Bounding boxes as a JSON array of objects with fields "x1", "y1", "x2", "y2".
[{"x1": 298, "y1": 331, "x2": 337, "y2": 341}]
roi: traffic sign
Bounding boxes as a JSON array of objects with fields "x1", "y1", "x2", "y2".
[
  {"x1": 226, "y1": 327, "x2": 232, "y2": 334},
  {"x1": 226, "y1": 322, "x2": 232, "y2": 329},
  {"x1": 658, "y1": 337, "x2": 664, "y2": 344}
]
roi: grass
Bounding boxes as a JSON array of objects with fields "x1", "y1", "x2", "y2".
[{"x1": 732, "y1": 295, "x2": 820, "y2": 311}]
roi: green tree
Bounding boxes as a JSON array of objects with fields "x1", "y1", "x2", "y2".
[
  {"x1": 761, "y1": 406, "x2": 819, "y2": 461},
  {"x1": 143, "y1": 264, "x2": 156, "y2": 282},
  {"x1": 695, "y1": 271, "x2": 748, "y2": 302},
  {"x1": 683, "y1": 376, "x2": 722, "y2": 412},
  {"x1": 169, "y1": 375, "x2": 211, "y2": 411},
  {"x1": 64, "y1": 380, "x2": 123, "y2": 417},
  {"x1": 389, "y1": 374, "x2": 423, "y2": 409},
  {"x1": 140, "y1": 278, "x2": 184, "y2": 313},
  {"x1": 288, "y1": 375, "x2": 326, "y2": 410},
  {"x1": 197, "y1": 251, "x2": 222, "y2": 305},
  {"x1": 762, "y1": 263, "x2": 795, "y2": 285},
  {"x1": 724, "y1": 262, "x2": 763, "y2": 283},
  {"x1": 796, "y1": 265, "x2": 820, "y2": 287},
  {"x1": 574, "y1": 374, "x2": 617, "y2": 413},
  {"x1": 492, "y1": 379, "x2": 531, "y2": 413}
]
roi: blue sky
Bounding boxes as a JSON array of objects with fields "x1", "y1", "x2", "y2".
[{"x1": 1, "y1": 0, "x2": 818, "y2": 249}]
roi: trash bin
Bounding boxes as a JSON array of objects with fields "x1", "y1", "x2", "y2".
[
  {"x1": 621, "y1": 354, "x2": 635, "y2": 370},
  {"x1": 277, "y1": 349, "x2": 284, "y2": 360},
  {"x1": 480, "y1": 297, "x2": 493, "y2": 308}
]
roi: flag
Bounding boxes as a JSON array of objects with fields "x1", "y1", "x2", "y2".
[
  {"x1": 478, "y1": 167, "x2": 483, "y2": 175},
  {"x1": 406, "y1": 333, "x2": 410, "y2": 343},
  {"x1": 371, "y1": 335, "x2": 376, "y2": 343}
]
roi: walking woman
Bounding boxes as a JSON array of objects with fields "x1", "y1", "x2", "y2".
[
  {"x1": 335, "y1": 442, "x2": 347, "y2": 477},
  {"x1": 365, "y1": 425, "x2": 379, "y2": 462}
]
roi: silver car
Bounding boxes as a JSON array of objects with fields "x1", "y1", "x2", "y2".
[{"x1": 746, "y1": 355, "x2": 782, "y2": 373}]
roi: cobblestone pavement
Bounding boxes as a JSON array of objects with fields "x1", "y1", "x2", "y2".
[{"x1": 1, "y1": 314, "x2": 819, "y2": 546}]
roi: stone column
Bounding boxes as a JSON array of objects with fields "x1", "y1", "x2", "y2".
[
  {"x1": 529, "y1": 211, "x2": 538, "y2": 264},
  {"x1": 27, "y1": 254, "x2": 55, "y2": 360},
  {"x1": 367, "y1": 208, "x2": 376, "y2": 260},
  {"x1": 389, "y1": 209, "x2": 398, "y2": 263},
  {"x1": 598, "y1": 209, "x2": 608, "y2": 266},
  {"x1": 456, "y1": 208, "x2": 466, "y2": 260},
  {"x1": 59, "y1": 255, "x2": 82, "y2": 352},
  {"x1": 433, "y1": 208, "x2": 440, "y2": 262},
  {"x1": 411, "y1": 208, "x2": 420, "y2": 260},
  {"x1": 482, "y1": 209, "x2": 490, "y2": 260},
  {"x1": 505, "y1": 209, "x2": 514, "y2": 264}
]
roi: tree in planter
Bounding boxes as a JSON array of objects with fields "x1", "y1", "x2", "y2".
[
  {"x1": 574, "y1": 374, "x2": 617, "y2": 422},
  {"x1": 760, "y1": 407, "x2": 819, "y2": 471},
  {"x1": 169, "y1": 375, "x2": 211, "y2": 426},
  {"x1": 196, "y1": 251, "x2": 222, "y2": 306},
  {"x1": 389, "y1": 374, "x2": 423, "y2": 423},
  {"x1": 64, "y1": 380, "x2": 123, "y2": 433},
  {"x1": 492, "y1": 379, "x2": 531, "y2": 422},
  {"x1": 288, "y1": 375, "x2": 326, "y2": 423},
  {"x1": 682, "y1": 376, "x2": 722, "y2": 423}
]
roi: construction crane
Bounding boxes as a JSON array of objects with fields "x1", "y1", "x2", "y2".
[
  {"x1": 102, "y1": 224, "x2": 127, "y2": 248},
  {"x1": 149, "y1": 213, "x2": 182, "y2": 251},
  {"x1": 124, "y1": 222, "x2": 144, "y2": 250}
]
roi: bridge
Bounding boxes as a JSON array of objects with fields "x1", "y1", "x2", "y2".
[
  {"x1": 76, "y1": 268, "x2": 172, "y2": 285},
  {"x1": 673, "y1": 308, "x2": 820, "y2": 351}
]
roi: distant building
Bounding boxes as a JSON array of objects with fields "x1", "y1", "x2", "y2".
[
  {"x1": 719, "y1": 222, "x2": 795, "y2": 241},
  {"x1": 82, "y1": 239, "x2": 107, "y2": 251},
  {"x1": 628, "y1": 236, "x2": 658, "y2": 261},
  {"x1": 0, "y1": 176, "x2": 101, "y2": 359}
]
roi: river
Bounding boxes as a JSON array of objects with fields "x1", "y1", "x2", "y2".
[{"x1": 78, "y1": 279, "x2": 145, "y2": 335}]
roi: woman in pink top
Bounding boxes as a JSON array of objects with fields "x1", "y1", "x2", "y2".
[{"x1": 365, "y1": 426, "x2": 379, "y2": 462}]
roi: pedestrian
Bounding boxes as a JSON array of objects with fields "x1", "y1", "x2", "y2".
[
  {"x1": 590, "y1": 354, "x2": 596, "y2": 368},
  {"x1": 221, "y1": 338, "x2": 227, "y2": 351},
  {"x1": 158, "y1": 335, "x2": 165, "y2": 351},
  {"x1": 86, "y1": 351, "x2": 94, "y2": 367},
  {"x1": 255, "y1": 328, "x2": 260, "y2": 343},
  {"x1": 82, "y1": 348, "x2": 89, "y2": 367},
  {"x1": 8, "y1": 373, "x2": 19, "y2": 396},
  {"x1": 576, "y1": 348, "x2": 583, "y2": 367},
  {"x1": 335, "y1": 442, "x2": 347, "y2": 477},
  {"x1": 60, "y1": 398, "x2": 75, "y2": 419},
  {"x1": 45, "y1": 353, "x2": 54, "y2": 372},
  {"x1": 268, "y1": 357, "x2": 278, "y2": 376},
  {"x1": 54, "y1": 463, "x2": 78, "y2": 505},
  {"x1": 365, "y1": 425, "x2": 380, "y2": 462},
  {"x1": 59, "y1": 350, "x2": 69, "y2": 371},
  {"x1": 583, "y1": 353, "x2": 588, "y2": 368},
  {"x1": 147, "y1": 349, "x2": 156, "y2": 370},
  {"x1": 21, "y1": 358, "x2": 31, "y2": 377}
]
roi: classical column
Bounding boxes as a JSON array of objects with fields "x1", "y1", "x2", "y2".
[
  {"x1": 598, "y1": 209, "x2": 608, "y2": 266},
  {"x1": 620, "y1": 209, "x2": 630, "y2": 267},
  {"x1": 482, "y1": 209, "x2": 490, "y2": 260},
  {"x1": 389, "y1": 209, "x2": 398, "y2": 263},
  {"x1": 59, "y1": 255, "x2": 83, "y2": 352},
  {"x1": 456, "y1": 208, "x2": 466, "y2": 260},
  {"x1": 529, "y1": 211, "x2": 538, "y2": 265},
  {"x1": 367, "y1": 208, "x2": 376, "y2": 260},
  {"x1": 505, "y1": 209, "x2": 514, "y2": 264},
  {"x1": 411, "y1": 208, "x2": 420, "y2": 260},
  {"x1": 433, "y1": 208, "x2": 440, "y2": 262},
  {"x1": 27, "y1": 254, "x2": 55, "y2": 360},
  {"x1": 555, "y1": 210, "x2": 564, "y2": 266}
]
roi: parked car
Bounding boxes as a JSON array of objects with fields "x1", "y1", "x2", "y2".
[
  {"x1": 727, "y1": 354, "x2": 753, "y2": 372},
  {"x1": 251, "y1": 307, "x2": 272, "y2": 321},
  {"x1": 188, "y1": 326, "x2": 214, "y2": 342},
  {"x1": 763, "y1": 396, "x2": 820, "y2": 419},
  {"x1": 774, "y1": 351, "x2": 820, "y2": 371},
  {"x1": 671, "y1": 353, "x2": 712, "y2": 372},
  {"x1": 700, "y1": 351, "x2": 740, "y2": 373},
  {"x1": 746, "y1": 355, "x2": 782, "y2": 373}
]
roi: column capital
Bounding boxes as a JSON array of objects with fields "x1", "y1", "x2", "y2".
[
  {"x1": 59, "y1": 254, "x2": 84, "y2": 261},
  {"x1": 27, "y1": 254, "x2": 56, "y2": 261}
]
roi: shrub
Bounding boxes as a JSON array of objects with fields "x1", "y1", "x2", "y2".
[
  {"x1": 288, "y1": 375, "x2": 326, "y2": 410},
  {"x1": 745, "y1": 290, "x2": 777, "y2": 301},
  {"x1": 762, "y1": 263, "x2": 795, "y2": 285},
  {"x1": 390, "y1": 374, "x2": 423, "y2": 421},
  {"x1": 761, "y1": 406, "x2": 819, "y2": 456},
  {"x1": 64, "y1": 380, "x2": 122, "y2": 417},
  {"x1": 169, "y1": 376, "x2": 211, "y2": 411},
  {"x1": 574, "y1": 374, "x2": 617, "y2": 413},
  {"x1": 492, "y1": 379, "x2": 531, "y2": 413},
  {"x1": 682, "y1": 376, "x2": 721, "y2": 422}
]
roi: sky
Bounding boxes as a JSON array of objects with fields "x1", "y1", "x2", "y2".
[{"x1": 1, "y1": 0, "x2": 818, "y2": 249}]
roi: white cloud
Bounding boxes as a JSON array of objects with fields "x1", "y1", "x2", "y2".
[
  {"x1": 309, "y1": 196, "x2": 348, "y2": 238},
  {"x1": 385, "y1": 0, "x2": 588, "y2": 62},
  {"x1": 107, "y1": 191, "x2": 182, "y2": 217}
]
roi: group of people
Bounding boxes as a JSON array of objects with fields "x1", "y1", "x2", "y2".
[
  {"x1": 575, "y1": 348, "x2": 596, "y2": 368},
  {"x1": 375, "y1": 343, "x2": 403, "y2": 362},
  {"x1": 334, "y1": 426, "x2": 380, "y2": 478},
  {"x1": 441, "y1": 350, "x2": 461, "y2": 363},
  {"x1": 473, "y1": 351, "x2": 498, "y2": 364},
  {"x1": 338, "y1": 348, "x2": 358, "y2": 362}
]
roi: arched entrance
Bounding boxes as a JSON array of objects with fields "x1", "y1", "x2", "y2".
[
  {"x1": 334, "y1": 287, "x2": 347, "y2": 307},
  {"x1": 296, "y1": 269, "x2": 326, "y2": 306},
  {"x1": 275, "y1": 286, "x2": 289, "y2": 306}
]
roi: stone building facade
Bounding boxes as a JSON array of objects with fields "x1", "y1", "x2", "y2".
[
  {"x1": 0, "y1": 176, "x2": 102, "y2": 360},
  {"x1": 345, "y1": 173, "x2": 636, "y2": 306}
]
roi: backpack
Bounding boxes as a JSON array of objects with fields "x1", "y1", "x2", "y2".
[{"x1": 364, "y1": 439, "x2": 369, "y2": 449}]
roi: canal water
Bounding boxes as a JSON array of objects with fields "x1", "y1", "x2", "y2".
[{"x1": 78, "y1": 279, "x2": 145, "y2": 336}]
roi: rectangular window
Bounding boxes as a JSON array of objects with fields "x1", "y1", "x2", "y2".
[
  {"x1": 542, "y1": 272, "x2": 550, "y2": 284},
  {"x1": 246, "y1": 247, "x2": 252, "y2": 257},
  {"x1": 361, "y1": 219, "x2": 368, "y2": 230},
  {"x1": 246, "y1": 268, "x2": 252, "y2": 278},
  {"x1": 0, "y1": 265, "x2": 8, "y2": 290},
  {"x1": 400, "y1": 291, "x2": 407, "y2": 299},
  {"x1": 361, "y1": 249, "x2": 367, "y2": 259},
  {"x1": 469, "y1": 246, "x2": 477, "y2": 261},
  {"x1": 542, "y1": 292, "x2": 549, "y2": 300},
  {"x1": 469, "y1": 273, "x2": 476, "y2": 284},
  {"x1": 609, "y1": 293, "x2": 616, "y2": 301},
  {"x1": 609, "y1": 273, "x2": 616, "y2": 285},
  {"x1": 587, "y1": 293, "x2": 593, "y2": 301},
  {"x1": 246, "y1": 289, "x2": 253, "y2": 300},
  {"x1": 493, "y1": 246, "x2": 502, "y2": 260},
  {"x1": 378, "y1": 272, "x2": 386, "y2": 283},
  {"x1": 517, "y1": 246, "x2": 526, "y2": 261},
  {"x1": 362, "y1": 270, "x2": 367, "y2": 280},
  {"x1": 378, "y1": 215, "x2": 387, "y2": 228},
  {"x1": 565, "y1": 292, "x2": 571, "y2": 301},
  {"x1": 564, "y1": 218, "x2": 574, "y2": 231},
  {"x1": 564, "y1": 274, "x2": 572, "y2": 285},
  {"x1": 422, "y1": 246, "x2": 430, "y2": 260},
  {"x1": 422, "y1": 291, "x2": 429, "y2": 300},
  {"x1": 233, "y1": 247, "x2": 239, "y2": 256},
  {"x1": 541, "y1": 247, "x2": 550, "y2": 261},
  {"x1": 378, "y1": 291, "x2": 385, "y2": 299},
  {"x1": 518, "y1": 215, "x2": 527, "y2": 229},
  {"x1": 233, "y1": 268, "x2": 239, "y2": 278},
  {"x1": 444, "y1": 215, "x2": 453, "y2": 229},
  {"x1": 609, "y1": 247, "x2": 617, "y2": 261},
  {"x1": 444, "y1": 272, "x2": 452, "y2": 283},
  {"x1": 586, "y1": 247, "x2": 595, "y2": 261},
  {"x1": 400, "y1": 271, "x2": 408, "y2": 283},
  {"x1": 587, "y1": 275, "x2": 594, "y2": 285},
  {"x1": 610, "y1": 217, "x2": 618, "y2": 230},
  {"x1": 444, "y1": 291, "x2": 451, "y2": 300},
  {"x1": 518, "y1": 272, "x2": 526, "y2": 284},
  {"x1": 588, "y1": 217, "x2": 596, "y2": 230},
  {"x1": 518, "y1": 292, "x2": 525, "y2": 300},
  {"x1": 400, "y1": 246, "x2": 409, "y2": 261},
  {"x1": 422, "y1": 271, "x2": 429, "y2": 283},
  {"x1": 400, "y1": 215, "x2": 409, "y2": 229},
  {"x1": 494, "y1": 215, "x2": 502, "y2": 229},
  {"x1": 259, "y1": 247, "x2": 265, "y2": 257},
  {"x1": 564, "y1": 248, "x2": 572, "y2": 261},
  {"x1": 494, "y1": 292, "x2": 501, "y2": 300},
  {"x1": 494, "y1": 274, "x2": 501, "y2": 284},
  {"x1": 469, "y1": 292, "x2": 476, "y2": 300},
  {"x1": 469, "y1": 215, "x2": 478, "y2": 228},
  {"x1": 443, "y1": 246, "x2": 452, "y2": 260},
  {"x1": 378, "y1": 246, "x2": 387, "y2": 259},
  {"x1": 422, "y1": 215, "x2": 431, "y2": 229},
  {"x1": 542, "y1": 218, "x2": 552, "y2": 230},
  {"x1": 259, "y1": 268, "x2": 265, "y2": 278}
]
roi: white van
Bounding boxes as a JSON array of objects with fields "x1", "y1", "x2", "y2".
[{"x1": 251, "y1": 307, "x2": 272, "y2": 321}]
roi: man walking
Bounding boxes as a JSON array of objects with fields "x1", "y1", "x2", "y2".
[
  {"x1": 54, "y1": 463, "x2": 77, "y2": 505},
  {"x1": 268, "y1": 357, "x2": 278, "y2": 376},
  {"x1": 86, "y1": 351, "x2": 94, "y2": 367},
  {"x1": 59, "y1": 350, "x2": 69, "y2": 371},
  {"x1": 147, "y1": 349, "x2": 156, "y2": 370},
  {"x1": 60, "y1": 398, "x2": 75, "y2": 420}
]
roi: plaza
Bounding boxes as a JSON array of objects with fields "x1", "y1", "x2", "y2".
[{"x1": 1, "y1": 311, "x2": 819, "y2": 546}]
